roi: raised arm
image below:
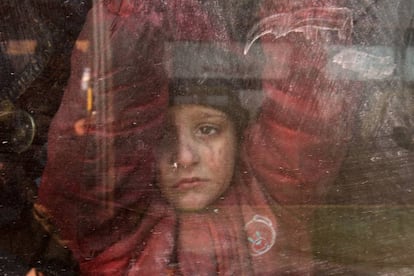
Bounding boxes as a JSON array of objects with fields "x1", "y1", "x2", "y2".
[
  {"x1": 37, "y1": 0, "x2": 169, "y2": 261},
  {"x1": 244, "y1": 6, "x2": 358, "y2": 206}
]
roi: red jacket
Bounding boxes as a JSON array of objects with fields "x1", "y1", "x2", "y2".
[{"x1": 38, "y1": 0, "x2": 356, "y2": 274}]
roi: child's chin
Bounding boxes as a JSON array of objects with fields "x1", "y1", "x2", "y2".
[{"x1": 174, "y1": 197, "x2": 212, "y2": 213}]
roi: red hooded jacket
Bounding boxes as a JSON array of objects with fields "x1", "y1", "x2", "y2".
[{"x1": 38, "y1": 0, "x2": 356, "y2": 274}]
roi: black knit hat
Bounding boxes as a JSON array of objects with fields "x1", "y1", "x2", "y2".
[
  {"x1": 170, "y1": 78, "x2": 249, "y2": 136},
  {"x1": 168, "y1": 42, "x2": 250, "y2": 135}
]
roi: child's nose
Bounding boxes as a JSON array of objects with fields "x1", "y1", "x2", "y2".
[{"x1": 175, "y1": 135, "x2": 199, "y2": 169}]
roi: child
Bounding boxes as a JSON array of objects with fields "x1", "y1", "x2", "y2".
[{"x1": 37, "y1": 0, "x2": 355, "y2": 274}]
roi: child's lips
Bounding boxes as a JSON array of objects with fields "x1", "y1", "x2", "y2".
[{"x1": 174, "y1": 177, "x2": 208, "y2": 190}]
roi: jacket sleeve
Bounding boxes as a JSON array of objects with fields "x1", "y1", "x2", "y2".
[
  {"x1": 37, "y1": 1, "x2": 169, "y2": 260},
  {"x1": 244, "y1": 6, "x2": 358, "y2": 205}
]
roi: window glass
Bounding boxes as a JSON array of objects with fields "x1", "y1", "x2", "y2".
[{"x1": 0, "y1": 0, "x2": 413, "y2": 275}]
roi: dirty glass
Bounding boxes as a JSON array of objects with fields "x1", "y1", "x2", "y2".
[{"x1": 0, "y1": 0, "x2": 413, "y2": 275}]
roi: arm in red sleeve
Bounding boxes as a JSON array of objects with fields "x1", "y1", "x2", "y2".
[
  {"x1": 37, "y1": 1, "x2": 169, "y2": 261},
  {"x1": 245, "y1": 21, "x2": 358, "y2": 206}
]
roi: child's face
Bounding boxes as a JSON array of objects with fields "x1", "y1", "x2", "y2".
[{"x1": 157, "y1": 104, "x2": 237, "y2": 211}]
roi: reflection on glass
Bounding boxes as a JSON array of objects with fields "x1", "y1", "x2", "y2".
[{"x1": 0, "y1": 109, "x2": 35, "y2": 153}]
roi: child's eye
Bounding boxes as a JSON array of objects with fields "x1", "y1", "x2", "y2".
[{"x1": 196, "y1": 125, "x2": 219, "y2": 136}]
